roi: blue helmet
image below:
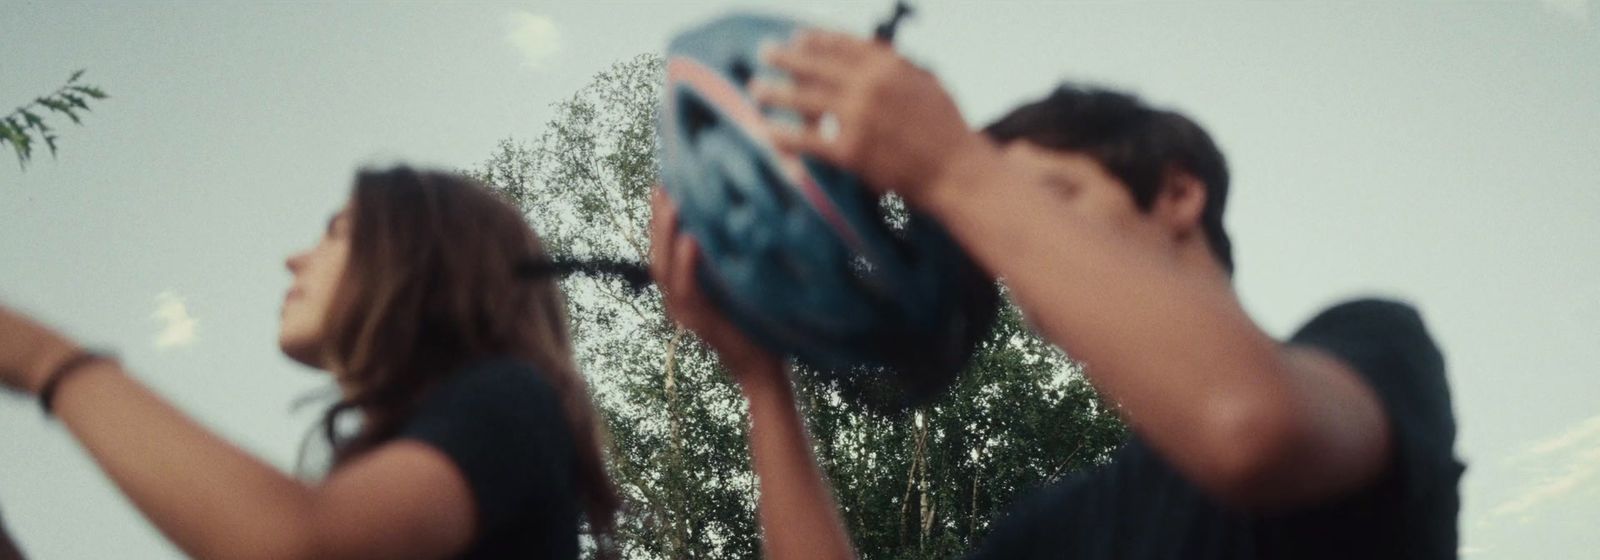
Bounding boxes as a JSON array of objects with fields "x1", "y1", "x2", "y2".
[{"x1": 660, "y1": 13, "x2": 997, "y2": 408}]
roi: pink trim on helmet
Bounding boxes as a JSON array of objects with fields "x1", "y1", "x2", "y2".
[{"x1": 666, "y1": 56, "x2": 868, "y2": 254}]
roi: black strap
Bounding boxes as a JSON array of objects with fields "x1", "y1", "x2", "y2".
[
  {"x1": 38, "y1": 350, "x2": 113, "y2": 416},
  {"x1": 873, "y1": 1, "x2": 914, "y2": 43},
  {"x1": 516, "y1": 258, "x2": 652, "y2": 293}
]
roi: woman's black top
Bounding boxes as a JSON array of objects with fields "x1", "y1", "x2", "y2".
[{"x1": 400, "y1": 357, "x2": 580, "y2": 559}]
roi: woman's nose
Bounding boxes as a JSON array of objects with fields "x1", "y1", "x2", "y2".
[{"x1": 286, "y1": 251, "x2": 307, "y2": 274}]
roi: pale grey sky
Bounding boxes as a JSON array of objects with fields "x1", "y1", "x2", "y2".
[{"x1": 2, "y1": 1, "x2": 1597, "y2": 558}]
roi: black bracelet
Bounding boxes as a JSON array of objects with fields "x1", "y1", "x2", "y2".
[{"x1": 38, "y1": 350, "x2": 112, "y2": 416}]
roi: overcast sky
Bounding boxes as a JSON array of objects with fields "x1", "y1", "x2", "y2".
[{"x1": 2, "y1": 1, "x2": 1597, "y2": 558}]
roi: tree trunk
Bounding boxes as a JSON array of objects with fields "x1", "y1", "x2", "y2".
[
  {"x1": 899, "y1": 413, "x2": 929, "y2": 547},
  {"x1": 661, "y1": 328, "x2": 688, "y2": 557},
  {"x1": 919, "y1": 475, "x2": 934, "y2": 549},
  {"x1": 915, "y1": 413, "x2": 933, "y2": 549}
]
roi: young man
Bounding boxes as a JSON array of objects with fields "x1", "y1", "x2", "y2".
[{"x1": 649, "y1": 30, "x2": 1462, "y2": 559}]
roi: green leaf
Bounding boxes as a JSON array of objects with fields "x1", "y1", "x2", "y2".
[
  {"x1": 1, "y1": 119, "x2": 32, "y2": 165},
  {"x1": 39, "y1": 97, "x2": 84, "y2": 124},
  {"x1": 20, "y1": 109, "x2": 48, "y2": 132},
  {"x1": 37, "y1": 97, "x2": 70, "y2": 113},
  {"x1": 7, "y1": 70, "x2": 108, "y2": 170},
  {"x1": 70, "y1": 85, "x2": 109, "y2": 100},
  {"x1": 62, "y1": 93, "x2": 90, "y2": 111},
  {"x1": 0, "y1": 121, "x2": 18, "y2": 146}
]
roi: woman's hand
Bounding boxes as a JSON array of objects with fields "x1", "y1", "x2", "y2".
[
  {"x1": 0, "y1": 304, "x2": 81, "y2": 395},
  {"x1": 650, "y1": 189, "x2": 857, "y2": 560},
  {"x1": 648, "y1": 188, "x2": 784, "y2": 386}
]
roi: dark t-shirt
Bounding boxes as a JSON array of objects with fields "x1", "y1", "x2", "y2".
[
  {"x1": 400, "y1": 357, "x2": 580, "y2": 560},
  {"x1": 968, "y1": 298, "x2": 1464, "y2": 559}
]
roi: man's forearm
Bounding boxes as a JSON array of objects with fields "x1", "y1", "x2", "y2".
[
  {"x1": 737, "y1": 362, "x2": 856, "y2": 560},
  {"x1": 915, "y1": 139, "x2": 1298, "y2": 496}
]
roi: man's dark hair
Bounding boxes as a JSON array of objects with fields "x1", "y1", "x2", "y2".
[{"x1": 983, "y1": 85, "x2": 1234, "y2": 273}]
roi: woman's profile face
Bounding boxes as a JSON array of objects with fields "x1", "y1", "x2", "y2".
[{"x1": 279, "y1": 205, "x2": 352, "y2": 368}]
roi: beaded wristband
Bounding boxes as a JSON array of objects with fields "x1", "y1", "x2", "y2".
[{"x1": 37, "y1": 350, "x2": 113, "y2": 416}]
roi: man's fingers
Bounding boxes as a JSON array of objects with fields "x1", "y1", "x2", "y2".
[
  {"x1": 669, "y1": 234, "x2": 704, "y2": 314},
  {"x1": 648, "y1": 187, "x2": 679, "y2": 290},
  {"x1": 769, "y1": 123, "x2": 841, "y2": 164},
  {"x1": 793, "y1": 29, "x2": 873, "y2": 62},
  {"x1": 764, "y1": 44, "x2": 852, "y2": 88},
  {"x1": 752, "y1": 80, "x2": 833, "y2": 121}
]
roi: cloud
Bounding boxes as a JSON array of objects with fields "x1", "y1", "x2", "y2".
[
  {"x1": 1527, "y1": 413, "x2": 1600, "y2": 457},
  {"x1": 1491, "y1": 413, "x2": 1600, "y2": 519},
  {"x1": 151, "y1": 291, "x2": 198, "y2": 350},
  {"x1": 506, "y1": 11, "x2": 562, "y2": 69}
]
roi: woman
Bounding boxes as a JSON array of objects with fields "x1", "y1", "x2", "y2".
[
  {"x1": 0, "y1": 167, "x2": 619, "y2": 559},
  {"x1": 0, "y1": 507, "x2": 23, "y2": 560}
]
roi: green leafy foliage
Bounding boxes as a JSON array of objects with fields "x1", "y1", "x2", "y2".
[
  {"x1": 1, "y1": 69, "x2": 109, "y2": 169},
  {"x1": 470, "y1": 53, "x2": 1126, "y2": 559},
  {"x1": 797, "y1": 298, "x2": 1126, "y2": 558},
  {"x1": 472, "y1": 53, "x2": 761, "y2": 559}
]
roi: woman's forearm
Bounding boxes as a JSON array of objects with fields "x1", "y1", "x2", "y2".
[
  {"x1": 737, "y1": 363, "x2": 856, "y2": 560},
  {"x1": 50, "y1": 362, "x2": 319, "y2": 560}
]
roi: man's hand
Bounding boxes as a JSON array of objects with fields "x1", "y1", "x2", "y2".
[
  {"x1": 755, "y1": 30, "x2": 992, "y2": 203},
  {"x1": 648, "y1": 187, "x2": 784, "y2": 386}
]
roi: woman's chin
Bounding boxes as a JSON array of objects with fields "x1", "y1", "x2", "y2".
[{"x1": 278, "y1": 336, "x2": 323, "y2": 369}]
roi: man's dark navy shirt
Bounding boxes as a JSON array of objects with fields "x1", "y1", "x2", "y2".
[{"x1": 969, "y1": 299, "x2": 1464, "y2": 559}]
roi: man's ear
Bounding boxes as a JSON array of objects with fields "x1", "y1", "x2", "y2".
[{"x1": 1155, "y1": 167, "x2": 1207, "y2": 239}]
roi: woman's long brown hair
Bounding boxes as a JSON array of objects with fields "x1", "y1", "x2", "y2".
[{"x1": 316, "y1": 167, "x2": 620, "y2": 555}]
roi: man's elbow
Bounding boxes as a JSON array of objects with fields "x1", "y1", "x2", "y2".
[{"x1": 1192, "y1": 393, "x2": 1306, "y2": 510}]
